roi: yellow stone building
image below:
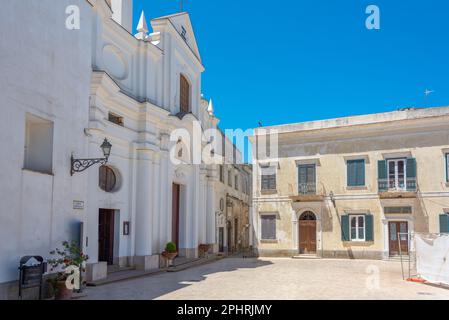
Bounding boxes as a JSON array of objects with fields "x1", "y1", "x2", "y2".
[{"x1": 250, "y1": 106, "x2": 449, "y2": 259}]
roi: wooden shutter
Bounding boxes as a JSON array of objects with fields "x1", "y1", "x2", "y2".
[
  {"x1": 365, "y1": 215, "x2": 374, "y2": 241},
  {"x1": 341, "y1": 215, "x2": 350, "y2": 241},
  {"x1": 262, "y1": 215, "x2": 276, "y2": 239},
  {"x1": 347, "y1": 161, "x2": 356, "y2": 186},
  {"x1": 180, "y1": 74, "x2": 190, "y2": 113},
  {"x1": 440, "y1": 214, "x2": 449, "y2": 233},
  {"x1": 446, "y1": 154, "x2": 449, "y2": 182},
  {"x1": 298, "y1": 166, "x2": 307, "y2": 184},
  {"x1": 347, "y1": 160, "x2": 365, "y2": 187},
  {"x1": 406, "y1": 158, "x2": 417, "y2": 191},
  {"x1": 357, "y1": 160, "x2": 365, "y2": 186},
  {"x1": 378, "y1": 160, "x2": 387, "y2": 192}
]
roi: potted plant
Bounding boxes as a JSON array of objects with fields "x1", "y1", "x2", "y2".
[
  {"x1": 198, "y1": 244, "x2": 210, "y2": 258},
  {"x1": 161, "y1": 242, "x2": 178, "y2": 266},
  {"x1": 47, "y1": 241, "x2": 89, "y2": 300}
]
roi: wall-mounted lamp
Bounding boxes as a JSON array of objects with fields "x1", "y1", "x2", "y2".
[
  {"x1": 329, "y1": 191, "x2": 336, "y2": 207},
  {"x1": 71, "y1": 138, "x2": 112, "y2": 176}
]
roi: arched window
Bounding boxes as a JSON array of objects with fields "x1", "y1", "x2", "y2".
[
  {"x1": 299, "y1": 211, "x2": 316, "y2": 221},
  {"x1": 180, "y1": 74, "x2": 190, "y2": 113},
  {"x1": 99, "y1": 165, "x2": 117, "y2": 192}
]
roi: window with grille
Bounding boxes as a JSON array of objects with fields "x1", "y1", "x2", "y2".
[
  {"x1": 261, "y1": 215, "x2": 276, "y2": 240},
  {"x1": 180, "y1": 74, "x2": 190, "y2": 113},
  {"x1": 261, "y1": 174, "x2": 276, "y2": 191}
]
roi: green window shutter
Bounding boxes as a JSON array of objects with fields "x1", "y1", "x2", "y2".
[
  {"x1": 406, "y1": 158, "x2": 417, "y2": 178},
  {"x1": 365, "y1": 215, "x2": 374, "y2": 241},
  {"x1": 358, "y1": 160, "x2": 366, "y2": 186},
  {"x1": 439, "y1": 214, "x2": 449, "y2": 233},
  {"x1": 446, "y1": 154, "x2": 449, "y2": 182},
  {"x1": 347, "y1": 161, "x2": 356, "y2": 186},
  {"x1": 406, "y1": 158, "x2": 417, "y2": 191},
  {"x1": 378, "y1": 160, "x2": 387, "y2": 192},
  {"x1": 341, "y1": 215, "x2": 350, "y2": 241}
]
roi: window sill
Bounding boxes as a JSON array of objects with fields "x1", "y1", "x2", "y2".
[
  {"x1": 346, "y1": 186, "x2": 368, "y2": 191},
  {"x1": 260, "y1": 189, "x2": 277, "y2": 195},
  {"x1": 342, "y1": 241, "x2": 374, "y2": 247},
  {"x1": 22, "y1": 168, "x2": 54, "y2": 176},
  {"x1": 260, "y1": 239, "x2": 278, "y2": 244}
]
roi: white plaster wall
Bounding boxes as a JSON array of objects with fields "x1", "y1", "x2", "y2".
[{"x1": 0, "y1": 0, "x2": 92, "y2": 283}]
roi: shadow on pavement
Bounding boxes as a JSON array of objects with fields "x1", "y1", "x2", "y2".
[{"x1": 85, "y1": 257, "x2": 272, "y2": 300}]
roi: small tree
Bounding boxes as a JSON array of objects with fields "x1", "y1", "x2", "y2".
[{"x1": 165, "y1": 242, "x2": 177, "y2": 253}]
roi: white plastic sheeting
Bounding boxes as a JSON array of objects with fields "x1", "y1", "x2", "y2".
[{"x1": 415, "y1": 233, "x2": 449, "y2": 285}]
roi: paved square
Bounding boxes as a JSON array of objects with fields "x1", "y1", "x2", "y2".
[{"x1": 83, "y1": 258, "x2": 449, "y2": 300}]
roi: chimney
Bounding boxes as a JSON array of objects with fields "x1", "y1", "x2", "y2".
[{"x1": 110, "y1": 0, "x2": 133, "y2": 33}]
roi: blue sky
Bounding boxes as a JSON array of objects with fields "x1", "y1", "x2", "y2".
[{"x1": 133, "y1": 0, "x2": 449, "y2": 131}]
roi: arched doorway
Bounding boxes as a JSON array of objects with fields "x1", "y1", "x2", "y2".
[{"x1": 298, "y1": 211, "x2": 317, "y2": 254}]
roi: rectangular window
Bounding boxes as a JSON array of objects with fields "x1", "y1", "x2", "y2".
[
  {"x1": 446, "y1": 154, "x2": 449, "y2": 182},
  {"x1": 384, "y1": 207, "x2": 412, "y2": 214},
  {"x1": 219, "y1": 165, "x2": 224, "y2": 183},
  {"x1": 228, "y1": 170, "x2": 232, "y2": 187},
  {"x1": 387, "y1": 159, "x2": 406, "y2": 190},
  {"x1": 347, "y1": 159, "x2": 365, "y2": 187},
  {"x1": 350, "y1": 215, "x2": 365, "y2": 241},
  {"x1": 298, "y1": 164, "x2": 316, "y2": 194},
  {"x1": 24, "y1": 113, "x2": 54, "y2": 174},
  {"x1": 108, "y1": 112, "x2": 124, "y2": 126},
  {"x1": 261, "y1": 215, "x2": 276, "y2": 240},
  {"x1": 235, "y1": 175, "x2": 239, "y2": 190},
  {"x1": 180, "y1": 74, "x2": 190, "y2": 113},
  {"x1": 261, "y1": 174, "x2": 276, "y2": 191}
]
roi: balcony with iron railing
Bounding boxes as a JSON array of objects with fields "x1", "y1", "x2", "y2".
[
  {"x1": 378, "y1": 178, "x2": 417, "y2": 198},
  {"x1": 291, "y1": 182, "x2": 324, "y2": 202},
  {"x1": 298, "y1": 182, "x2": 317, "y2": 195}
]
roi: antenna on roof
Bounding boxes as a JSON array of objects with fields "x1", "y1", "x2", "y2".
[{"x1": 180, "y1": 0, "x2": 184, "y2": 12}]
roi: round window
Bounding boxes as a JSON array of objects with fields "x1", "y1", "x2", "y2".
[{"x1": 99, "y1": 165, "x2": 117, "y2": 192}]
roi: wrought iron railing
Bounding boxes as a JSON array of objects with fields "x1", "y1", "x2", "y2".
[
  {"x1": 378, "y1": 178, "x2": 417, "y2": 192},
  {"x1": 298, "y1": 182, "x2": 317, "y2": 195}
]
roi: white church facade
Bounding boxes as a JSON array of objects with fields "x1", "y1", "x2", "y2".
[{"x1": 0, "y1": 0, "x2": 249, "y2": 298}]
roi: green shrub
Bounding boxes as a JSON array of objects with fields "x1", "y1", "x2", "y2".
[{"x1": 165, "y1": 242, "x2": 177, "y2": 253}]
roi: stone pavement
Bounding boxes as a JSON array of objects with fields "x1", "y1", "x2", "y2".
[{"x1": 82, "y1": 257, "x2": 449, "y2": 300}]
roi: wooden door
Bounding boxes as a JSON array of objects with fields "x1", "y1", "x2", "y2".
[
  {"x1": 234, "y1": 218, "x2": 239, "y2": 251},
  {"x1": 172, "y1": 184, "x2": 180, "y2": 250},
  {"x1": 98, "y1": 209, "x2": 115, "y2": 265},
  {"x1": 299, "y1": 220, "x2": 317, "y2": 254},
  {"x1": 227, "y1": 224, "x2": 232, "y2": 253},
  {"x1": 389, "y1": 221, "x2": 409, "y2": 256},
  {"x1": 218, "y1": 228, "x2": 224, "y2": 252}
]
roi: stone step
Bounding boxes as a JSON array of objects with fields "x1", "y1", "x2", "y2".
[
  {"x1": 167, "y1": 256, "x2": 223, "y2": 272},
  {"x1": 107, "y1": 265, "x2": 135, "y2": 274},
  {"x1": 87, "y1": 268, "x2": 165, "y2": 287},
  {"x1": 292, "y1": 255, "x2": 321, "y2": 260}
]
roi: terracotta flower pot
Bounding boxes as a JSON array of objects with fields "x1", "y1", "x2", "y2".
[
  {"x1": 162, "y1": 251, "x2": 178, "y2": 261},
  {"x1": 55, "y1": 280, "x2": 73, "y2": 300}
]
